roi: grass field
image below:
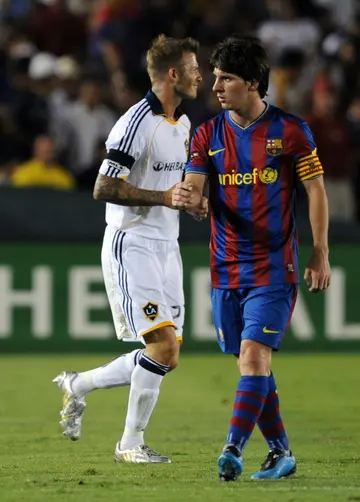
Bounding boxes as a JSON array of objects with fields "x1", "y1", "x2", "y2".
[{"x1": 1, "y1": 354, "x2": 360, "y2": 502}]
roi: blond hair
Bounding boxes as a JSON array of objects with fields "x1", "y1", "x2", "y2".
[{"x1": 146, "y1": 34, "x2": 199, "y2": 80}]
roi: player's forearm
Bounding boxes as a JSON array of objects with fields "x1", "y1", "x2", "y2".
[
  {"x1": 307, "y1": 185, "x2": 329, "y2": 252},
  {"x1": 185, "y1": 173, "x2": 206, "y2": 199},
  {"x1": 94, "y1": 174, "x2": 169, "y2": 207}
]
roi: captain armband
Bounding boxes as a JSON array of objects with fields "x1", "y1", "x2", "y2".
[{"x1": 99, "y1": 149, "x2": 136, "y2": 179}]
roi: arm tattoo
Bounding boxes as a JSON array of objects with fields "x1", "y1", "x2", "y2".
[{"x1": 94, "y1": 173, "x2": 167, "y2": 207}]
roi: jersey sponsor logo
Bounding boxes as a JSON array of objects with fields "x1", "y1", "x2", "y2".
[
  {"x1": 208, "y1": 148, "x2": 225, "y2": 156},
  {"x1": 218, "y1": 167, "x2": 278, "y2": 186},
  {"x1": 263, "y1": 327, "x2": 281, "y2": 334},
  {"x1": 258, "y1": 167, "x2": 278, "y2": 184},
  {"x1": 152, "y1": 161, "x2": 186, "y2": 172},
  {"x1": 266, "y1": 138, "x2": 283, "y2": 156},
  {"x1": 143, "y1": 302, "x2": 159, "y2": 321}
]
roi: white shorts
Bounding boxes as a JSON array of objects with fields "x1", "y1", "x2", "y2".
[{"x1": 101, "y1": 225, "x2": 184, "y2": 343}]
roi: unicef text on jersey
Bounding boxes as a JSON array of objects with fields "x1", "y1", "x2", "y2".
[{"x1": 218, "y1": 167, "x2": 278, "y2": 186}]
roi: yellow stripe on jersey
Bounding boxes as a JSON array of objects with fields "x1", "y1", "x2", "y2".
[
  {"x1": 297, "y1": 161, "x2": 322, "y2": 175},
  {"x1": 297, "y1": 158, "x2": 321, "y2": 169},
  {"x1": 297, "y1": 148, "x2": 317, "y2": 163},
  {"x1": 295, "y1": 151, "x2": 323, "y2": 182},
  {"x1": 300, "y1": 171, "x2": 324, "y2": 182}
]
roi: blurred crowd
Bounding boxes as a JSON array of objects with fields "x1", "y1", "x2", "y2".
[{"x1": 1, "y1": 0, "x2": 360, "y2": 222}]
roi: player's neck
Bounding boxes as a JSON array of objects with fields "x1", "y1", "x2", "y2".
[
  {"x1": 230, "y1": 100, "x2": 267, "y2": 128},
  {"x1": 151, "y1": 85, "x2": 181, "y2": 121}
]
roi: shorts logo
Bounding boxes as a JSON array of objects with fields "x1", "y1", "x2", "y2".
[
  {"x1": 263, "y1": 327, "x2": 281, "y2": 334},
  {"x1": 218, "y1": 328, "x2": 225, "y2": 342},
  {"x1": 259, "y1": 167, "x2": 278, "y2": 184},
  {"x1": 171, "y1": 305, "x2": 181, "y2": 319},
  {"x1": 143, "y1": 302, "x2": 159, "y2": 321},
  {"x1": 266, "y1": 138, "x2": 283, "y2": 156}
]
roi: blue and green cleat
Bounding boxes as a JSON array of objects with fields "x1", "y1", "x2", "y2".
[
  {"x1": 251, "y1": 449, "x2": 296, "y2": 480},
  {"x1": 218, "y1": 444, "x2": 243, "y2": 482}
]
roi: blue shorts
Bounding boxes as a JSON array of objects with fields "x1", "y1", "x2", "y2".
[{"x1": 211, "y1": 285, "x2": 297, "y2": 354}]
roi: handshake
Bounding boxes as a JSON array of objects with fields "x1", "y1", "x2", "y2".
[{"x1": 165, "y1": 181, "x2": 208, "y2": 221}]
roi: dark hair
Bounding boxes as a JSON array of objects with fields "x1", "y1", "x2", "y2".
[
  {"x1": 146, "y1": 34, "x2": 199, "y2": 78},
  {"x1": 210, "y1": 36, "x2": 270, "y2": 98}
]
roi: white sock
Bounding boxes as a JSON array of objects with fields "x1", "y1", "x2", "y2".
[
  {"x1": 120, "y1": 354, "x2": 169, "y2": 450},
  {"x1": 72, "y1": 349, "x2": 144, "y2": 397}
]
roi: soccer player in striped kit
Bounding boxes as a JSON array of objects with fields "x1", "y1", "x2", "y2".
[{"x1": 180, "y1": 36, "x2": 331, "y2": 480}]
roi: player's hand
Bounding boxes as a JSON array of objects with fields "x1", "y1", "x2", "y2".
[
  {"x1": 304, "y1": 248, "x2": 331, "y2": 293},
  {"x1": 187, "y1": 197, "x2": 208, "y2": 221},
  {"x1": 164, "y1": 181, "x2": 192, "y2": 209},
  {"x1": 165, "y1": 181, "x2": 202, "y2": 210}
]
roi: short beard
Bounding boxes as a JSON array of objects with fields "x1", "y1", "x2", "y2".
[{"x1": 174, "y1": 80, "x2": 196, "y2": 100}]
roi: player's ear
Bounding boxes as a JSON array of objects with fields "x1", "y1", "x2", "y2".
[
  {"x1": 168, "y1": 67, "x2": 178, "y2": 83},
  {"x1": 249, "y1": 80, "x2": 260, "y2": 93}
]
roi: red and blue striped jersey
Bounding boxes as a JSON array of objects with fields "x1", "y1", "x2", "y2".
[{"x1": 185, "y1": 104, "x2": 324, "y2": 289}]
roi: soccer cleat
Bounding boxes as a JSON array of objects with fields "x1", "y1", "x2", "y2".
[
  {"x1": 218, "y1": 444, "x2": 243, "y2": 481},
  {"x1": 52, "y1": 371, "x2": 86, "y2": 441},
  {"x1": 251, "y1": 448, "x2": 296, "y2": 480},
  {"x1": 114, "y1": 442, "x2": 171, "y2": 464}
]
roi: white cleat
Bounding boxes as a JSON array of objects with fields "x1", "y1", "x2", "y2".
[
  {"x1": 52, "y1": 371, "x2": 86, "y2": 441},
  {"x1": 114, "y1": 442, "x2": 171, "y2": 464}
]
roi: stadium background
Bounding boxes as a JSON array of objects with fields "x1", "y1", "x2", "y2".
[{"x1": 1, "y1": 2, "x2": 360, "y2": 502}]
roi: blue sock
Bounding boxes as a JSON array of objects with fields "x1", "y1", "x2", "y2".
[
  {"x1": 226, "y1": 375, "x2": 269, "y2": 452},
  {"x1": 257, "y1": 372, "x2": 289, "y2": 451}
]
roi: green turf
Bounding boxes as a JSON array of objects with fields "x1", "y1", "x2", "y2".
[{"x1": 1, "y1": 354, "x2": 360, "y2": 502}]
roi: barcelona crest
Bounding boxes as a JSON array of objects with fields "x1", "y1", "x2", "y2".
[{"x1": 266, "y1": 138, "x2": 283, "y2": 157}]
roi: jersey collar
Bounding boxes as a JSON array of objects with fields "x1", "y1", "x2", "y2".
[
  {"x1": 145, "y1": 90, "x2": 184, "y2": 121},
  {"x1": 226, "y1": 102, "x2": 271, "y2": 133}
]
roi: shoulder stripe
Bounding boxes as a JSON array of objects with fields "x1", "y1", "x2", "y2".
[
  {"x1": 118, "y1": 100, "x2": 150, "y2": 153},
  {"x1": 122, "y1": 105, "x2": 151, "y2": 154},
  {"x1": 117, "y1": 99, "x2": 148, "y2": 151}
]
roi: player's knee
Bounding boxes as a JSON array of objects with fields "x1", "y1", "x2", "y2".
[
  {"x1": 143, "y1": 325, "x2": 179, "y2": 367},
  {"x1": 239, "y1": 339, "x2": 271, "y2": 376},
  {"x1": 167, "y1": 352, "x2": 179, "y2": 372},
  {"x1": 165, "y1": 339, "x2": 182, "y2": 371}
]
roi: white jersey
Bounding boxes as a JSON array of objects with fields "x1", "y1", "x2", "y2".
[{"x1": 99, "y1": 91, "x2": 191, "y2": 241}]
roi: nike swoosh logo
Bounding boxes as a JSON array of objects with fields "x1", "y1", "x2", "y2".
[
  {"x1": 263, "y1": 327, "x2": 281, "y2": 334},
  {"x1": 208, "y1": 148, "x2": 225, "y2": 156}
]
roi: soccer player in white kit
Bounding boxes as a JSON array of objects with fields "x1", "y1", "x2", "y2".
[{"x1": 53, "y1": 35, "x2": 203, "y2": 463}]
